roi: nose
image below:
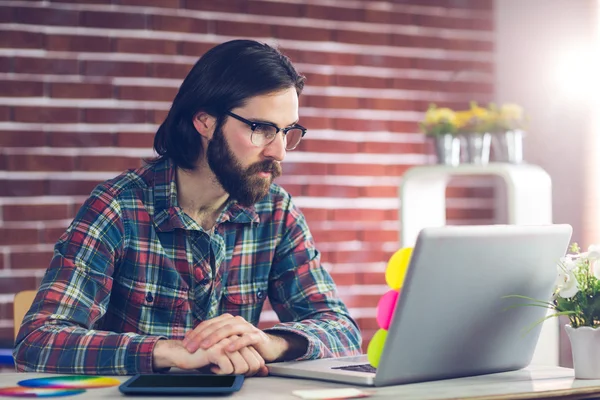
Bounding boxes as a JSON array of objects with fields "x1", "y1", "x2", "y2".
[{"x1": 262, "y1": 131, "x2": 286, "y2": 161}]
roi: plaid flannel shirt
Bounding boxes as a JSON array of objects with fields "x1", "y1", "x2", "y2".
[{"x1": 13, "y1": 158, "x2": 361, "y2": 375}]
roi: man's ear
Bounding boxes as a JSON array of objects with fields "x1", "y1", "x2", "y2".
[{"x1": 192, "y1": 111, "x2": 217, "y2": 140}]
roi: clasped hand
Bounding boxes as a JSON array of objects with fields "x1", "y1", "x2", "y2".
[{"x1": 181, "y1": 314, "x2": 283, "y2": 376}]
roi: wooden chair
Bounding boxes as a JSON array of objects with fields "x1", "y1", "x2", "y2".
[{"x1": 13, "y1": 290, "x2": 37, "y2": 339}]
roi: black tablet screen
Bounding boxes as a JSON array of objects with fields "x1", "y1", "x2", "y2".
[{"x1": 128, "y1": 375, "x2": 236, "y2": 388}]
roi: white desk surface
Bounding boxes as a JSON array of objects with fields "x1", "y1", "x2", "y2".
[{"x1": 2, "y1": 366, "x2": 600, "y2": 399}]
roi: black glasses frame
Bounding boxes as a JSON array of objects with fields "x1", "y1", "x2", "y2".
[{"x1": 225, "y1": 111, "x2": 306, "y2": 149}]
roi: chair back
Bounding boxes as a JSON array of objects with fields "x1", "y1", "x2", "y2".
[{"x1": 13, "y1": 290, "x2": 37, "y2": 339}]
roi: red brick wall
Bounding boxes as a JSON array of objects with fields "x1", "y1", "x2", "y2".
[{"x1": 0, "y1": 0, "x2": 495, "y2": 347}]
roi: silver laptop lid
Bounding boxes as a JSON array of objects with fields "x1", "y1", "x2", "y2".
[{"x1": 374, "y1": 224, "x2": 572, "y2": 386}]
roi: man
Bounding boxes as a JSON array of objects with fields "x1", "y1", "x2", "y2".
[{"x1": 13, "y1": 39, "x2": 362, "y2": 376}]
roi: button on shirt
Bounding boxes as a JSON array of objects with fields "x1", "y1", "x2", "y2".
[{"x1": 13, "y1": 158, "x2": 362, "y2": 375}]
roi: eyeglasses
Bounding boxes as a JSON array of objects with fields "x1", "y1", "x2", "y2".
[{"x1": 225, "y1": 111, "x2": 306, "y2": 151}]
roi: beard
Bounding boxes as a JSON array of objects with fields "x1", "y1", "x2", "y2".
[{"x1": 206, "y1": 125, "x2": 282, "y2": 207}]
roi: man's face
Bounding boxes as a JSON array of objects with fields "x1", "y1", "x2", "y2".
[{"x1": 206, "y1": 88, "x2": 299, "y2": 207}]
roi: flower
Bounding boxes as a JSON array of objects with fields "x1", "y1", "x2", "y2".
[
  {"x1": 419, "y1": 104, "x2": 458, "y2": 136},
  {"x1": 507, "y1": 243, "x2": 600, "y2": 329},
  {"x1": 455, "y1": 102, "x2": 494, "y2": 134},
  {"x1": 488, "y1": 102, "x2": 526, "y2": 132}
]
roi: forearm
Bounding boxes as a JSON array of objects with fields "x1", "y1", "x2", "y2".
[
  {"x1": 265, "y1": 312, "x2": 362, "y2": 361},
  {"x1": 14, "y1": 325, "x2": 162, "y2": 375}
]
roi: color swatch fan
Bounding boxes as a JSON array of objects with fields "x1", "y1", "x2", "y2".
[{"x1": 18, "y1": 376, "x2": 120, "y2": 389}]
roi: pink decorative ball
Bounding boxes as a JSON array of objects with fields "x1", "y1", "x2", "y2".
[{"x1": 376, "y1": 289, "x2": 399, "y2": 330}]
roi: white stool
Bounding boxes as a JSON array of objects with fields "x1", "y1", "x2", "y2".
[{"x1": 399, "y1": 163, "x2": 556, "y2": 366}]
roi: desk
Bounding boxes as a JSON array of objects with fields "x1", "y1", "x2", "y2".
[{"x1": 2, "y1": 366, "x2": 600, "y2": 399}]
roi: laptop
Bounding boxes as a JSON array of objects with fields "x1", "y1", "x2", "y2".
[{"x1": 268, "y1": 224, "x2": 573, "y2": 387}]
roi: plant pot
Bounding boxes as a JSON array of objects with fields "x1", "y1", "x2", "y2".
[
  {"x1": 432, "y1": 133, "x2": 460, "y2": 166},
  {"x1": 461, "y1": 133, "x2": 491, "y2": 165},
  {"x1": 565, "y1": 325, "x2": 600, "y2": 379},
  {"x1": 491, "y1": 130, "x2": 524, "y2": 163}
]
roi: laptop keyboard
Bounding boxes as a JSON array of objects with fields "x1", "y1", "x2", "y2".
[{"x1": 331, "y1": 363, "x2": 377, "y2": 374}]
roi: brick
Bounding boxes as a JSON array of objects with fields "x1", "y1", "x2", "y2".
[
  {"x1": 115, "y1": 38, "x2": 177, "y2": 55},
  {"x1": 47, "y1": 179, "x2": 99, "y2": 196},
  {"x1": 81, "y1": 11, "x2": 146, "y2": 29},
  {"x1": 360, "y1": 186, "x2": 397, "y2": 198},
  {"x1": 47, "y1": 34, "x2": 112, "y2": 53},
  {"x1": 0, "y1": 130, "x2": 46, "y2": 149},
  {"x1": 305, "y1": 185, "x2": 360, "y2": 198},
  {"x1": 336, "y1": 30, "x2": 391, "y2": 46},
  {"x1": 77, "y1": 156, "x2": 142, "y2": 172},
  {"x1": 149, "y1": 109, "x2": 168, "y2": 124},
  {"x1": 247, "y1": 1, "x2": 304, "y2": 16},
  {"x1": 305, "y1": 4, "x2": 363, "y2": 21},
  {"x1": 336, "y1": 250, "x2": 386, "y2": 264},
  {"x1": 334, "y1": 74, "x2": 390, "y2": 89},
  {"x1": 362, "y1": 98, "x2": 415, "y2": 111},
  {"x1": 50, "y1": 82, "x2": 113, "y2": 99},
  {"x1": 363, "y1": 142, "x2": 425, "y2": 154},
  {"x1": 215, "y1": 20, "x2": 273, "y2": 37},
  {"x1": 446, "y1": 186, "x2": 494, "y2": 198},
  {"x1": 51, "y1": 0, "x2": 105, "y2": 4},
  {"x1": 118, "y1": 0, "x2": 181, "y2": 6},
  {"x1": 49, "y1": 131, "x2": 114, "y2": 147},
  {"x1": 360, "y1": 270, "x2": 388, "y2": 285},
  {"x1": 0, "y1": 276, "x2": 39, "y2": 294},
  {"x1": 0, "y1": 180, "x2": 46, "y2": 196},
  {"x1": 446, "y1": 208, "x2": 494, "y2": 220},
  {"x1": 300, "y1": 208, "x2": 329, "y2": 223},
  {"x1": 6, "y1": 154, "x2": 76, "y2": 172},
  {"x1": 10, "y1": 251, "x2": 53, "y2": 270},
  {"x1": 282, "y1": 162, "x2": 328, "y2": 176},
  {"x1": 0, "y1": 106, "x2": 9, "y2": 121},
  {"x1": 0, "y1": 56, "x2": 11, "y2": 72},
  {"x1": 3, "y1": 204, "x2": 70, "y2": 222},
  {"x1": 0, "y1": 30, "x2": 44, "y2": 49},
  {"x1": 151, "y1": 62, "x2": 192, "y2": 79},
  {"x1": 0, "y1": 7, "x2": 14, "y2": 23},
  {"x1": 116, "y1": 132, "x2": 154, "y2": 148},
  {"x1": 83, "y1": 60, "x2": 147, "y2": 77},
  {"x1": 312, "y1": 230, "x2": 359, "y2": 243},
  {"x1": 13, "y1": 106, "x2": 79, "y2": 123},
  {"x1": 332, "y1": 209, "x2": 388, "y2": 222},
  {"x1": 150, "y1": 15, "x2": 208, "y2": 33},
  {"x1": 328, "y1": 273, "x2": 358, "y2": 286},
  {"x1": 0, "y1": 228, "x2": 39, "y2": 245},
  {"x1": 301, "y1": 73, "x2": 332, "y2": 87},
  {"x1": 42, "y1": 227, "x2": 69, "y2": 244},
  {"x1": 273, "y1": 26, "x2": 333, "y2": 42},
  {"x1": 294, "y1": 116, "x2": 331, "y2": 130},
  {"x1": 333, "y1": 119, "x2": 390, "y2": 132},
  {"x1": 179, "y1": 41, "x2": 218, "y2": 57},
  {"x1": 389, "y1": 121, "x2": 419, "y2": 133},
  {"x1": 305, "y1": 95, "x2": 360, "y2": 109},
  {"x1": 84, "y1": 108, "x2": 146, "y2": 124},
  {"x1": 0, "y1": 80, "x2": 44, "y2": 97},
  {"x1": 14, "y1": 6, "x2": 79, "y2": 26},
  {"x1": 299, "y1": 140, "x2": 359, "y2": 154},
  {"x1": 183, "y1": 0, "x2": 246, "y2": 12},
  {"x1": 14, "y1": 57, "x2": 78, "y2": 75},
  {"x1": 359, "y1": 230, "x2": 398, "y2": 243},
  {"x1": 341, "y1": 294, "x2": 381, "y2": 309},
  {"x1": 118, "y1": 85, "x2": 176, "y2": 102}
]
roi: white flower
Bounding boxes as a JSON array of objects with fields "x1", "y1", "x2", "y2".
[
  {"x1": 560, "y1": 256, "x2": 578, "y2": 271},
  {"x1": 556, "y1": 269, "x2": 579, "y2": 298},
  {"x1": 587, "y1": 244, "x2": 600, "y2": 259}
]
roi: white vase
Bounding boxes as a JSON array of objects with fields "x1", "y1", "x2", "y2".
[
  {"x1": 565, "y1": 325, "x2": 600, "y2": 379},
  {"x1": 432, "y1": 133, "x2": 460, "y2": 166}
]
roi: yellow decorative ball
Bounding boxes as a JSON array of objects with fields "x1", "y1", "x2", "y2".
[
  {"x1": 385, "y1": 247, "x2": 413, "y2": 290},
  {"x1": 367, "y1": 328, "x2": 388, "y2": 368}
]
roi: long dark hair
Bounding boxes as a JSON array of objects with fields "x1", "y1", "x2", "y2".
[{"x1": 152, "y1": 39, "x2": 306, "y2": 170}]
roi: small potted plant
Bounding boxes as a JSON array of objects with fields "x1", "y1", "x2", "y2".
[
  {"x1": 455, "y1": 102, "x2": 493, "y2": 165},
  {"x1": 419, "y1": 104, "x2": 460, "y2": 166},
  {"x1": 508, "y1": 243, "x2": 600, "y2": 379},
  {"x1": 488, "y1": 103, "x2": 526, "y2": 163}
]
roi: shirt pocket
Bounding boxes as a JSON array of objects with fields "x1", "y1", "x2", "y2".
[
  {"x1": 111, "y1": 275, "x2": 190, "y2": 336},
  {"x1": 220, "y1": 281, "x2": 269, "y2": 325}
]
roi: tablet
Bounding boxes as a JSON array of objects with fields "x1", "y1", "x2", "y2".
[{"x1": 119, "y1": 374, "x2": 244, "y2": 396}]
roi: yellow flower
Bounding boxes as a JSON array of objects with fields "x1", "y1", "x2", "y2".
[
  {"x1": 499, "y1": 103, "x2": 524, "y2": 121},
  {"x1": 424, "y1": 107, "x2": 456, "y2": 125}
]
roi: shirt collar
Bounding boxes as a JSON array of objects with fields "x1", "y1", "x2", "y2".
[{"x1": 151, "y1": 158, "x2": 259, "y2": 232}]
